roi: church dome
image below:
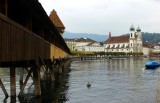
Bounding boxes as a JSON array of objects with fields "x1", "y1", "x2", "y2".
[
  {"x1": 136, "y1": 26, "x2": 141, "y2": 32},
  {"x1": 130, "y1": 25, "x2": 135, "y2": 31}
]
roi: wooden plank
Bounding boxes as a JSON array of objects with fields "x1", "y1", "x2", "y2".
[
  {"x1": 10, "y1": 25, "x2": 15, "y2": 61},
  {"x1": 5, "y1": 0, "x2": 8, "y2": 16},
  {"x1": 6, "y1": 23, "x2": 10, "y2": 61},
  {"x1": 1, "y1": 21, "x2": 7, "y2": 61}
]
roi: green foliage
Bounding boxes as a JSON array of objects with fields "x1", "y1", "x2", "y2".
[
  {"x1": 142, "y1": 32, "x2": 160, "y2": 44},
  {"x1": 94, "y1": 52, "x2": 105, "y2": 55},
  {"x1": 106, "y1": 52, "x2": 126, "y2": 56},
  {"x1": 150, "y1": 52, "x2": 160, "y2": 56},
  {"x1": 71, "y1": 51, "x2": 95, "y2": 55},
  {"x1": 127, "y1": 52, "x2": 143, "y2": 56},
  {"x1": 105, "y1": 52, "x2": 143, "y2": 56}
]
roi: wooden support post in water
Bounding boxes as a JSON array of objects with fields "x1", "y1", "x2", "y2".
[
  {"x1": 58, "y1": 63, "x2": 62, "y2": 74},
  {"x1": 49, "y1": 64, "x2": 55, "y2": 81},
  {"x1": 19, "y1": 68, "x2": 24, "y2": 89},
  {"x1": 0, "y1": 79, "x2": 8, "y2": 97},
  {"x1": 58, "y1": 59, "x2": 62, "y2": 74},
  {"x1": 19, "y1": 68, "x2": 33, "y2": 97},
  {"x1": 25, "y1": 68, "x2": 33, "y2": 80},
  {"x1": 10, "y1": 67, "x2": 16, "y2": 97},
  {"x1": 33, "y1": 65, "x2": 41, "y2": 96},
  {"x1": 50, "y1": 57, "x2": 55, "y2": 81}
]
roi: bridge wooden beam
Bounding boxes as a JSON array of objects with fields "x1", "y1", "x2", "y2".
[
  {"x1": 0, "y1": 79, "x2": 8, "y2": 97},
  {"x1": 49, "y1": 61, "x2": 55, "y2": 81},
  {"x1": 18, "y1": 67, "x2": 33, "y2": 97},
  {"x1": 25, "y1": 67, "x2": 33, "y2": 80},
  {"x1": 33, "y1": 65, "x2": 41, "y2": 96},
  {"x1": 10, "y1": 67, "x2": 16, "y2": 97},
  {"x1": 58, "y1": 58, "x2": 62, "y2": 74},
  {"x1": 19, "y1": 68, "x2": 24, "y2": 90}
]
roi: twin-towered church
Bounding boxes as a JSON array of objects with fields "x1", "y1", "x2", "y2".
[{"x1": 104, "y1": 25, "x2": 143, "y2": 53}]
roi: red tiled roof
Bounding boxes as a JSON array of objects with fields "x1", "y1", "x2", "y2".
[
  {"x1": 49, "y1": 10, "x2": 65, "y2": 29},
  {"x1": 143, "y1": 43, "x2": 153, "y2": 48},
  {"x1": 154, "y1": 44, "x2": 160, "y2": 47},
  {"x1": 104, "y1": 35, "x2": 129, "y2": 44}
]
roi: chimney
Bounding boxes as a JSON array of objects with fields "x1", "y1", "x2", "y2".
[{"x1": 109, "y1": 32, "x2": 111, "y2": 38}]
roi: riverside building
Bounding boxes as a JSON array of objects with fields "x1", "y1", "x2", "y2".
[{"x1": 104, "y1": 25, "x2": 143, "y2": 53}]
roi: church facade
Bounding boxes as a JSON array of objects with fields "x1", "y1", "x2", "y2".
[{"x1": 104, "y1": 25, "x2": 143, "y2": 53}]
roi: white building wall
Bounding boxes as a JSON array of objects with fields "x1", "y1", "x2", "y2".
[
  {"x1": 153, "y1": 46, "x2": 160, "y2": 52},
  {"x1": 105, "y1": 43, "x2": 130, "y2": 53},
  {"x1": 75, "y1": 42, "x2": 90, "y2": 46},
  {"x1": 143, "y1": 47, "x2": 152, "y2": 56},
  {"x1": 83, "y1": 45, "x2": 104, "y2": 52},
  {"x1": 74, "y1": 42, "x2": 105, "y2": 52}
]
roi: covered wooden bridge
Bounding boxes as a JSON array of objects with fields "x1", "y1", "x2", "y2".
[{"x1": 0, "y1": 0, "x2": 71, "y2": 98}]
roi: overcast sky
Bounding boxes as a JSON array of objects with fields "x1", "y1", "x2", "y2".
[{"x1": 39, "y1": 0, "x2": 160, "y2": 36}]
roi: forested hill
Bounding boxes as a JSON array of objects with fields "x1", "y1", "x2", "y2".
[
  {"x1": 142, "y1": 32, "x2": 160, "y2": 44},
  {"x1": 64, "y1": 31, "x2": 160, "y2": 44}
]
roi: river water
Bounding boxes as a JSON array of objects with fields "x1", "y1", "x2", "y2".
[{"x1": 0, "y1": 58, "x2": 159, "y2": 103}]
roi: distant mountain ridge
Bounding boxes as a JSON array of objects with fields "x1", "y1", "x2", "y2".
[
  {"x1": 64, "y1": 31, "x2": 107, "y2": 42},
  {"x1": 64, "y1": 31, "x2": 160, "y2": 44}
]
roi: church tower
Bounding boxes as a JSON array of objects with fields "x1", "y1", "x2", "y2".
[
  {"x1": 136, "y1": 26, "x2": 142, "y2": 52},
  {"x1": 136, "y1": 26, "x2": 142, "y2": 40},
  {"x1": 129, "y1": 25, "x2": 135, "y2": 38},
  {"x1": 129, "y1": 25, "x2": 136, "y2": 52}
]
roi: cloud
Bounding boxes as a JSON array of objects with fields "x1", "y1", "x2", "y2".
[{"x1": 39, "y1": 0, "x2": 160, "y2": 35}]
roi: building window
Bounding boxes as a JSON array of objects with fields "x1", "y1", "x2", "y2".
[
  {"x1": 131, "y1": 33, "x2": 132, "y2": 37},
  {"x1": 131, "y1": 43, "x2": 132, "y2": 47}
]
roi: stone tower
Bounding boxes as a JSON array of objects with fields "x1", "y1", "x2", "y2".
[{"x1": 129, "y1": 25, "x2": 136, "y2": 52}]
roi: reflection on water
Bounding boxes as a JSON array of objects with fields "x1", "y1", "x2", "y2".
[
  {"x1": 66, "y1": 58, "x2": 160, "y2": 103},
  {"x1": 0, "y1": 58, "x2": 160, "y2": 103},
  {"x1": 0, "y1": 68, "x2": 70, "y2": 103}
]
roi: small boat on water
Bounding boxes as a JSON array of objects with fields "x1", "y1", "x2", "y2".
[{"x1": 145, "y1": 61, "x2": 160, "y2": 69}]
